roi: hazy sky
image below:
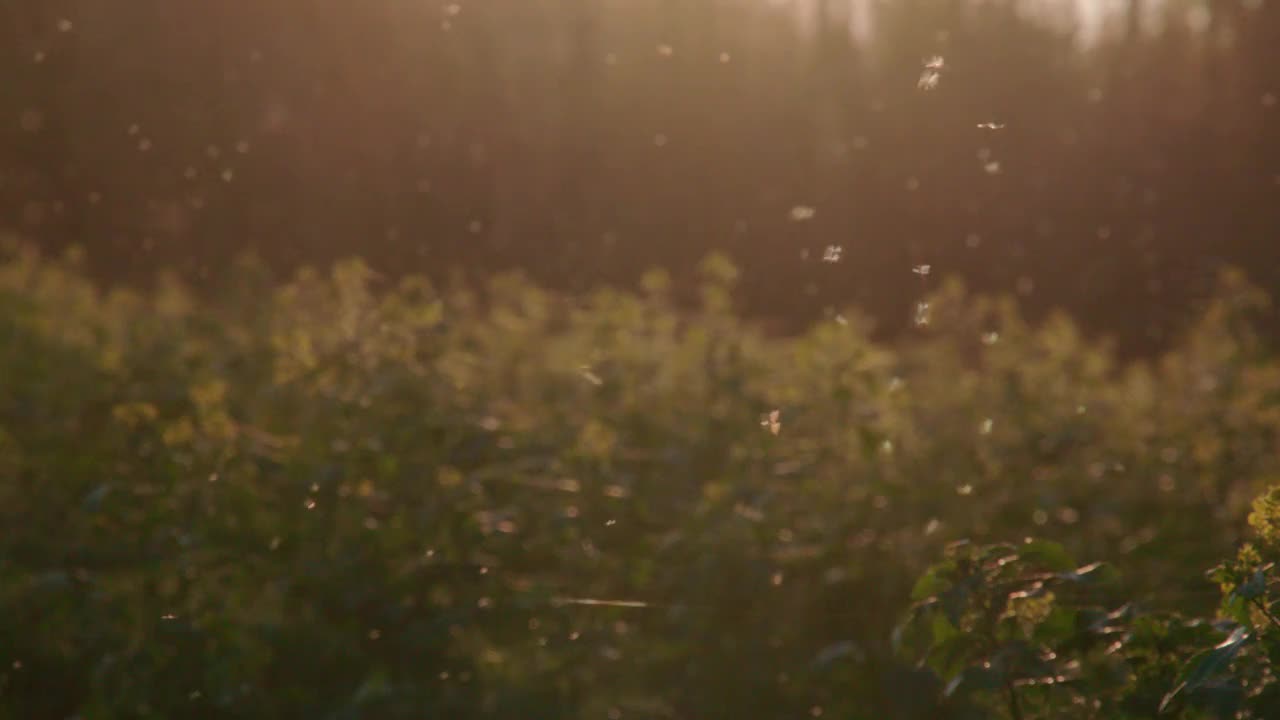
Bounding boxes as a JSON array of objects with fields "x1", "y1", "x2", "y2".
[{"x1": 786, "y1": 0, "x2": 1145, "y2": 44}]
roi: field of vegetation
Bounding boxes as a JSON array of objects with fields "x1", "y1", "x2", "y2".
[{"x1": 2, "y1": 243, "x2": 1280, "y2": 718}]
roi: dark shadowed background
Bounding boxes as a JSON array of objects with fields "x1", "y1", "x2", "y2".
[{"x1": 3, "y1": 0, "x2": 1277, "y2": 352}]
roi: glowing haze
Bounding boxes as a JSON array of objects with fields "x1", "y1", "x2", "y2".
[{"x1": 784, "y1": 0, "x2": 1166, "y2": 45}]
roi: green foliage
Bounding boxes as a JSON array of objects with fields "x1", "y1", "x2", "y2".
[
  {"x1": 896, "y1": 539, "x2": 1129, "y2": 717},
  {"x1": 901, "y1": 485, "x2": 1280, "y2": 719},
  {"x1": 2, "y1": 246, "x2": 1280, "y2": 718}
]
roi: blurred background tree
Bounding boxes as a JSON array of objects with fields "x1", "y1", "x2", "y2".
[{"x1": 3, "y1": 0, "x2": 1277, "y2": 353}]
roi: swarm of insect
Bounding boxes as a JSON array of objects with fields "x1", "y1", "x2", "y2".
[
  {"x1": 914, "y1": 301, "x2": 931, "y2": 327},
  {"x1": 761, "y1": 410, "x2": 781, "y2": 436},
  {"x1": 918, "y1": 55, "x2": 944, "y2": 91},
  {"x1": 789, "y1": 205, "x2": 817, "y2": 222}
]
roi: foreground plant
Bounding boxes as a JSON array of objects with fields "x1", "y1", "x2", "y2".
[{"x1": 899, "y1": 486, "x2": 1280, "y2": 719}]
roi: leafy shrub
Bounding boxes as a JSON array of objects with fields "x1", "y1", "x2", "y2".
[
  {"x1": 0, "y1": 243, "x2": 1277, "y2": 718},
  {"x1": 900, "y1": 484, "x2": 1280, "y2": 719}
]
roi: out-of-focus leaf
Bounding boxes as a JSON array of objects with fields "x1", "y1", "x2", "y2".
[
  {"x1": 1018, "y1": 540, "x2": 1075, "y2": 573},
  {"x1": 1160, "y1": 626, "x2": 1252, "y2": 713},
  {"x1": 1032, "y1": 606, "x2": 1077, "y2": 644},
  {"x1": 926, "y1": 630, "x2": 982, "y2": 681},
  {"x1": 911, "y1": 563, "x2": 953, "y2": 601},
  {"x1": 944, "y1": 663, "x2": 1001, "y2": 697},
  {"x1": 939, "y1": 582, "x2": 974, "y2": 626},
  {"x1": 1228, "y1": 564, "x2": 1271, "y2": 602},
  {"x1": 82, "y1": 483, "x2": 112, "y2": 511},
  {"x1": 931, "y1": 612, "x2": 960, "y2": 646},
  {"x1": 352, "y1": 668, "x2": 392, "y2": 704},
  {"x1": 1056, "y1": 562, "x2": 1120, "y2": 586},
  {"x1": 1188, "y1": 683, "x2": 1245, "y2": 720},
  {"x1": 812, "y1": 641, "x2": 864, "y2": 668}
]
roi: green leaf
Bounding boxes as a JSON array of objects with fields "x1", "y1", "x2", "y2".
[
  {"x1": 911, "y1": 563, "x2": 954, "y2": 601},
  {"x1": 1160, "y1": 626, "x2": 1252, "y2": 713},
  {"x1": 352, "y1": 668, "x2": 392, "y2": 704},
  {"x1": 943, "y1": 663, "x2": 1002, "y2": 697},
  {"x1": 1033, "y1": 606, "x2": 1077, "y2": 645},
  {"x1": 979, "y1": 544, "x2": 1019, "y2": 562},
  {"x1": 1056, "y1": 561, "x2": 1120, "y2": 585},
  {"x1": 932, "y1": 612, "x2": 960, "y2": 645},
  {"x1": 996, "y1": 640, "x2": 1057, "y2": 682},
  {"x1": 926, "y1": 631, "x2": 983, "y2": 681},
  {"x1": 1221, "y1": 595, "x2": 1251, "y2": 626},
  {"x1": 1189, "y1": 684, "x2": 1244, "y2": 720},
  {"x1": 893, "y1": 604, "x2": 938, "y2": 659},
  {"x1": 82, "y1": 483, "x2": 112, "y2": 511},
  {"x1": 1228, "y1": 565, "x2": 1271, "y2": 602},
  {"x1": 939, "y1": 582, "x2": 974, "y2": 626},
  {"x1": 1086, "y1": 604, "x2": 1136, "y2": 634},
  {"x1": 1207, "y1": 563, "x2": 1232, "y2": 586},
  {"x1": 812, "y1": 641, "x2": 863, "y2": 668},
  {"x1": 1018, "y1": 539, "x2": 1076, "y2": 572}
]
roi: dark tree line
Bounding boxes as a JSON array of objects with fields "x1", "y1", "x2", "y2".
[{"x1": 3, "y1": 0, "x2": 1278, "y2": 351}]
